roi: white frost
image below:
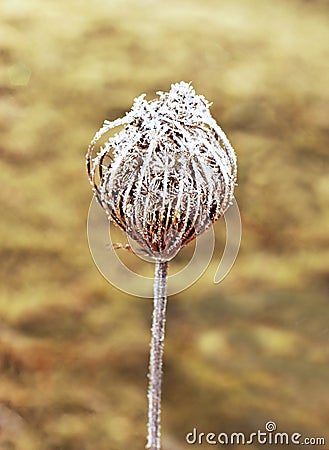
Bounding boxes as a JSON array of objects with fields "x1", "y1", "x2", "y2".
[{"x1": 86, "y1": 81, "x2": 237, "y2": 261}]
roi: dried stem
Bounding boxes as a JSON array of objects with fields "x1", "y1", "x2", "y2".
[{"x1": 147, "y1": 261, "x2": 168, "y2": 450}]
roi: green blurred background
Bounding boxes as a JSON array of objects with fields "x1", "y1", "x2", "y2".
[{"x1": 0, "y1": 0, "x2": 328, "y2": 448}]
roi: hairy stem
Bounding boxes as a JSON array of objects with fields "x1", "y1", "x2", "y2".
[{"x1": 146, "y1": 261, "x2": 168, "y2": 450}]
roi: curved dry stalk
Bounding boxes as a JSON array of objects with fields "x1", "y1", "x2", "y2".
[{"x1": 147, "y1": 261, "x2": 168, "y2": 450}]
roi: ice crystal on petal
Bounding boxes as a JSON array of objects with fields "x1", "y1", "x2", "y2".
[{"x1": 86, "y1": 81, "x2": 237, "y2": 261}]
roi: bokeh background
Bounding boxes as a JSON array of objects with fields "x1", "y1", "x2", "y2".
[{"x1": 0, "y1": 0, "x2": 328, "y2": 448}]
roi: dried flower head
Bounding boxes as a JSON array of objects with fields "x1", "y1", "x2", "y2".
[{"x1": 86, "y1": 81, "x2": 237, "y2": 261}]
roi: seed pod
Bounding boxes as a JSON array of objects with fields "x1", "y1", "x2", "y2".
[{"x1": 86, "y1": 82, "x2": 237, "y2": 261}]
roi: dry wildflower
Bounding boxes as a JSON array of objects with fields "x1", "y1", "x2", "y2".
[
  {"x1": 86, "y1": 81, "x2": 237, "y2": 262},
  {"x1": 86, "y1": 81, "x2": 237, "y2": 450}
]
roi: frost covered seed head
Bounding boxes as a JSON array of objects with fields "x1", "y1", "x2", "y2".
[{"x1": 86, "y1": 82, "x2": 237, "y2": 261}]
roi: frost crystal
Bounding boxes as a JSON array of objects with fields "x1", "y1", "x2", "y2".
[{"x1": 86, "y1": 81, "x2": 237, "y2": 261}]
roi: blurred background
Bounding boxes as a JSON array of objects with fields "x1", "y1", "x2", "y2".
[{"x1": 0, "y1": 0, "x2": 328, "y2": 448}]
